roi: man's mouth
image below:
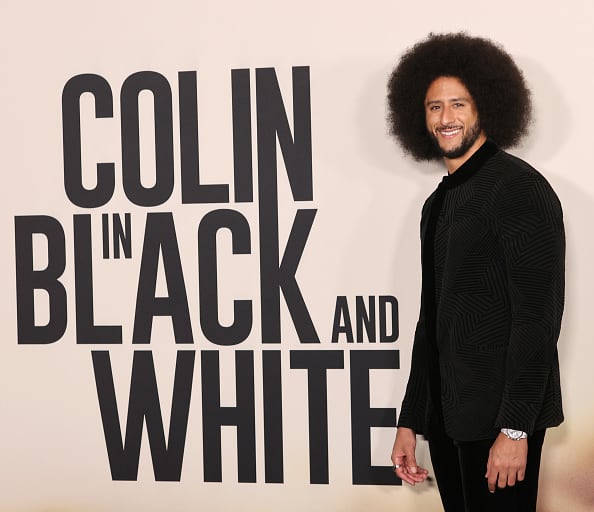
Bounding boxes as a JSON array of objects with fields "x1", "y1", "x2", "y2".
[{"x1": 437, "y1": 127, "x2": 462, "y2": 138}]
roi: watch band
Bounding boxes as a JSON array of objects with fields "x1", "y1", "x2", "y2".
[{"x1": 501, "y1": 428, "x2": 528, "y2": 440}]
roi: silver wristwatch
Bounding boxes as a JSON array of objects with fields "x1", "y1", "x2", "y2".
[{"x1": 501, "y1": 428, "x2": 528, "y2": 440}]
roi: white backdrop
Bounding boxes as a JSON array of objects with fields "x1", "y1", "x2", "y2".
[{"x1": 2, "y1": 1, "x2": 593, "y2": 511}]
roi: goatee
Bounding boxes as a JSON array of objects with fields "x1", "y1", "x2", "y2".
[{"x1": 431, "y1": 120, "x2": 483, "y2": 159}]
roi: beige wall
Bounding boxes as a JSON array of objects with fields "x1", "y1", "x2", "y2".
[{"x1": 2, "y1": 1, "x2": 592, "y2": 511}]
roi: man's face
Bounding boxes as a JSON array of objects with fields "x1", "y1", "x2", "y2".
[{"x1": 425, "y1": 76, "x2": 484, "y2": 160}]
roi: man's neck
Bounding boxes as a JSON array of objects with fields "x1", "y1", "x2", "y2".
[{"x1": 444, "y1": 133, "x2": 488, "y2": 174}]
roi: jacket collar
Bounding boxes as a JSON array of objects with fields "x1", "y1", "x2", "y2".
[{"x1": 441, "y1": 139, "x2": 499, "y2": 189}]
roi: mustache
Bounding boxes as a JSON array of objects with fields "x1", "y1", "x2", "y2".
[{"x1": 437, "y1": 125, "x2": 462, "y2": 131}]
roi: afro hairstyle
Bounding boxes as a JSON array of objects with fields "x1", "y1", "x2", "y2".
[{"x1": 387, "y1": 32, "x2": 532, "y2": 161}]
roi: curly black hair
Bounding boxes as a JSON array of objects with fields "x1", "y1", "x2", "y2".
[{"x1": 387, "y1": 32, "x2": 532, "y2": 161}]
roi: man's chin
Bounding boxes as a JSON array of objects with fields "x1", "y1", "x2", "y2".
[
  {"x1": 440, "y1": 145, "x2": 471, "y2": 159},
  {"x1": 433, "y1": 135, "x2": 479, "y2": 160},
  {"x1": 433, "y1": 140, "x2": 467, "y2": 159}
]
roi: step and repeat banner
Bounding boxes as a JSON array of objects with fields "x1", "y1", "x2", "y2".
[{"x1": 2, "y1": 1, "x2": 593, "y2": 511}]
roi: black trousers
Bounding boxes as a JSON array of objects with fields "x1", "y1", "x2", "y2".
[{"x1": 428, "y1": 428, "x2": 546, "y2": 512}]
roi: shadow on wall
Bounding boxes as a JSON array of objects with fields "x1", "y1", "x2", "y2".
[
  {"x1": 536, "y1": 170, "x2": 594, "y2": 512},
  {"x1": 523, "y1": 54, "x2": 594, "y2": 512}
]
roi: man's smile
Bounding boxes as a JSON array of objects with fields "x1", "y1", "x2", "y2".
[{"x1": 437, "y1": 126, "x2": 462, "y2": 138}]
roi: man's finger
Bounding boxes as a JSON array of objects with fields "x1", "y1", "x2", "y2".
[
  {"x1": 404, "y1": 450, "x2": 418, "y2": 474},
  {"x1": 498, "y1": 471, "x2": 508, "y2": 489},
  {"x1": 391, "y1": 455, "x2": 405, "y2": 467},
  {"x1": 394, "y1": 466, "x2": 415, "y2": 485},
  {"x1": 393, "y1": 461, "x2": 429, "y2": 485},
  {"x1": 487, "y1": 471, "x2": 497, "y2": 493}
]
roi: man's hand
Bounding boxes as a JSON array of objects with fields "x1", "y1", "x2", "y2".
[
  {"x1": 391, "y1": 427, "x2": 429, "y2": 485},
  {"x1": 485, "y1": 432, "x2": 528, "y2": 492}
]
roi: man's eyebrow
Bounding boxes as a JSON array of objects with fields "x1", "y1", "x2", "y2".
[{"x1": 425, "y1": 97, "x2": 471, "y2": 106}]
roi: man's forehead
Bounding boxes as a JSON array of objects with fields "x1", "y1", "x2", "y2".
[{"x1": 425, "y1": 76, "x2": 474, "y2": 102}]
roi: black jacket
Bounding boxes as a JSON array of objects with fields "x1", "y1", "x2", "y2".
[{"x1": 397, "y1": 141, "x2": 565, "y2": 442}]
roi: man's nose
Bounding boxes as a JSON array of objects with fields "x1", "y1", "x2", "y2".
[{"x1": 440, "y1": 107, "x2": 455, "y2": 125}]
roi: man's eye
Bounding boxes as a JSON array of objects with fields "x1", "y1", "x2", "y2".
[
  {"x1": 429, "y1": 105, "x2": 440, "y2": 111},
  {"x1": 454, "y1": 103, "x2": 465, "y2": 108}
]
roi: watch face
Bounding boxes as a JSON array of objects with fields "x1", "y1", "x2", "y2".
[{"x1": 504, "y1": 429, "x2": 526, "y2": 440}]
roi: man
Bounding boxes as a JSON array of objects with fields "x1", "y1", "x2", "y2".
[{"x1": 387, "y1": 33, "x2": 565, "y2": 512}]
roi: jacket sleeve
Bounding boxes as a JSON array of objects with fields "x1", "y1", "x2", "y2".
[
  {"x1": 493, "y1": 172, "x2": 565, "y2": 434},
  {"x1": 397, "y1": 315, "x2": 429, "y2": 434},
  {"x1": 397, "y1": 198, "x2": 434, "y2": 434}
]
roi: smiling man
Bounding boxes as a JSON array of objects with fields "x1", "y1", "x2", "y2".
[
  {"x1": 424, "y1": 76, "x2": 486, "y2": 170},
  {"x1": 386, "y1": 33, "x2": 565, "y2": 512}
]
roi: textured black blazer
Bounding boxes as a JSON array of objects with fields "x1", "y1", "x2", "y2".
[{"x1": 397, "y1": 141, "x2": 565, "y2": 442}]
